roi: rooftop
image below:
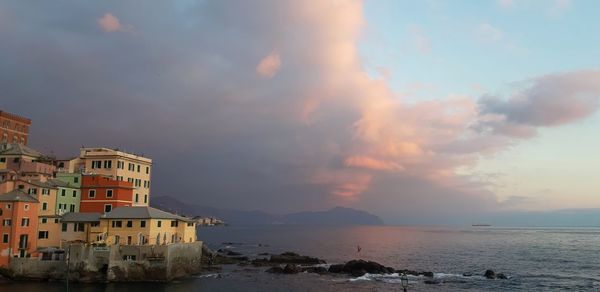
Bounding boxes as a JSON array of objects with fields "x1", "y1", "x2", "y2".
[
  {"x1": 0, "y1": 189, "x2": 38, "y2": 203},
  {"x1": 102, "y1": 206, "x2": 193, "y2": 222},
  {"x1": 80, "y1": 147, "x2": 152, "y2": 163},
  {"x1": 61, "y1": 212, "x2": 101, "y2": 222},
  {"x1": 0, "y1": 143, "x2": 43, "y2": 158}
]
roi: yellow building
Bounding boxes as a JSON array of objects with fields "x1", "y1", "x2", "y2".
[
  {"x1": 75, "y1": 148, "x2": 152, "y2": 206},
  {"x1": 60, "y1": 206, "x2": 196, "y2": 246},
  {"x1": 19, "y1": 179, "x2": 61, "y2": 248}
]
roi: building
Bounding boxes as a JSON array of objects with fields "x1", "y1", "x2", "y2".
[
  {"x1": 80, "y1": 174, "x2": 134, "y2": 214},
  {"x1": 18, "y1": 179, "x2": 61, "y2": 248},
  {"x1": 60, "y1": 206, "x2": 196, "y2": 246},
  {"x1": 54, "y1": 173, "x2": 82, "y2": 214},
  {"x1": 0, "y1": 189, "x2": 39, "y2": 267},
  {"x1": 62, "y1": 148, "x2": 152, "y2": 206},
  {"x1": 0, "y1": 110, "x2": 31, "y2": 145},
  {"x1": 0, "y1": 143, "x2": 55, "y2": 180}
]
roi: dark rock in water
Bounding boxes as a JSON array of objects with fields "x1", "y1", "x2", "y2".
[
  {"x1": 217, "y1": 249, "x2": 243, "y2": 256},
  {"x1": 396, "y1": 269, "x2": 419, "y2": 276},
  {"x1": 283, "y1": 264, "x2": 302, "y2": 274},
  {"x1": 421, "y1": 271, "x2": 434, "y2": 278},
  {"x1": 266, "y1": 266, "x2": 284, "y2": 274},
  {"x1": 269, "y1": 252, "x2": 326, "y2": 265},
  {"x1": 328, "y1": 264, "x2": 345, "y2": 273},
  {"x1": 342, "y1": 260, "x2": 394, "y2": 275},
  {"x1": 351, "y1": 269, "x2": 367, "y2": 277},
  {"x1": 303, "y1": 266, "x2": 328, "y2": 274},
  {"x1": 251, "y1": 258, "x2": 275, "y2": 267},
  {"x1": 497, "y1": 273, "x2": 508, "y2": 279},
  {"x1": 424, "y1": 278, "x2": 442, "y2": 285},
  {"x1": 484, "y1": 269, "x2": 496, "y2": 279}
]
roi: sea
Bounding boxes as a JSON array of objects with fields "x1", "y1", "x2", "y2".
[{"x1": 2, "y1": 225, "x2": 600, "y2": 291}]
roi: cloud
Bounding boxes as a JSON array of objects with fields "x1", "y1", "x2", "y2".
[
  {"x1": 98, "y1": 13, "x2": 131, "y2": 32},
  {"x1": 476, "y1": 23, "x2": 504, "y2": 43},
  {"x1": 0, "y1": 1, "x2": 597, "y2": 221},
  {"x1": 478, "y1": 70, "x2": 600, "y2": 137},
  {"x1": 408, "y1": 25, "x2": 431, "y2": 54},
  {"x1": 345, "y1": 156, "x2": 405, "y2": 171},
  {"x1": 548, "y1": 0, "x2": 571, "y2": 16},
  {"x1": 497, "y1": 0, "x2": 515, "y2": 9},
  {"x1": 256, "y1": 50, "x2": 281, "y2": 78}
]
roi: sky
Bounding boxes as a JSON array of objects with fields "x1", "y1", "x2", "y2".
[{"x1": 1, "y1": 0, "x2": 599, "y2": 225}]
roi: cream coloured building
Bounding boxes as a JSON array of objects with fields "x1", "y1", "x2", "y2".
[
  {"x1": 58, "y1": 148, "x2": 153, "y2": 206},
  {"x1": 60, "y1": 206, "x2": 196, "y2": 246}
]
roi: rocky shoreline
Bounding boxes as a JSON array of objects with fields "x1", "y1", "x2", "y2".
[{"x1": 201, "y1": 245, "x2": 510, "y2": 284}]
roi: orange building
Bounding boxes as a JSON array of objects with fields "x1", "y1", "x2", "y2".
[
  {"x1": 0, "y1": 111, "x2": 31, "y2": 145},
  {"x1": 0, "y1": 189, "x2": 39, "y2": 267},
  {"x1": 80, "y1": 175, "x2": 134, "y2": 214}
]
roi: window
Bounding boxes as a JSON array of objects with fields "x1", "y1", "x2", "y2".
[
  {"x1": 106, "y1": 189, "x2": 113, "y2": 198},
  {"x1": 24, "y1": 204, "x2": 29, "y2": 211},
  {"x1": 103, "y1": 160, "x2": 112, "y2": 169},
  {"x1": 144, "y1": 195, "x2": 148, "y2": 204},
  {"x1": 140, "y1": 220, "x2": 146, "y2": 228},
  {"x1": 2, "y1": 234, "x2": 8, "y2": 243},
  {"x1": 91, "y1": 160, "x2": 102, "y2": 169},
  {"x1": 187, "y1": 222, "x2": 194, "y2": 227},
  {"x1": 42, "y1": 202, "x2": 47, "y2": 210},
  {"x1": 3, "y1": 219, "x2": 11, "y2": 226},
  {"x1": 123, "y1": 255, "x2": 136, "y2": 261},
  {"x1": 13, "y1": 158, "x2": 19, "y2": 163},
  {"x1": 115, "y1": 235, "x2": 120, "y2": 244},
  {"x1": 74, "y1": 177, "x2": 79, "y2": 183},
  {"x1": 128, "y1": 163, "x2": 134, "y2": 171},
  {"x1": 28, "y1": 188, "x2": 37, "y2": 195},
  {"x1": 117, "y1": 176, "x2": 123, "y2": 181},
  {"x1": 112, "y1": 220, "x2": 122, "y2": 228},
  {"x1": 117, "y1": 161, "x2": 124, "y2": 169},
  {"x1": 0, "y1": 157, "x2": 5, "y2": 163},
  {"x1": 135, "y1": 194, "x2": 139, "y2": 203},
  {"x1": 42, "y1": 188, "x2": 49, "y2": 195},
  {"x1": 104, "y1": 204, "x2": 112, "y2": 213},
  {"x1": 61, "y1": 223, "x2": 67, "y2": 232},
  {"x1": 70, "y1": 204, "x2": 75, "y2": 212},
  {"x1": 126, "y1": 220, "x2": 133, "y2": 228},
  {"x1": 157, "y1": 220, "x2": 161, "y2": 227},
  {"x1": 0, "y1": 209, "x2": 2, "y2": 216},
  {"x1": 21, "y1": 218, "x2": 29, "y2": 227},
  {"x1": 146, "y1": 167, "x2": 149, "y2": 174},
  {"x1": 55, "y1": 219, "x2": 59, "y2": 223},
  {"x1": 91, "y1": 222, "x2": 99, "y2": 227},
  {"x1": 61, "y1": 189, "x2": 66, "y2": 196},
  {"x1": 72, "y1": 190, "x2": 77, "y2": 197},
  {"x1": 170, "y1": 220, "x2": 178, "y2": 227},
  {"x1": 38, "y1": 231, "x2": 49, "y2": 239},
  {"x1": 74, "y1": 223, "x2": 84, "y2": 232},
  {"x1": 89, "y1": 189, "x2": 96, "y2": 198},
  {"x1": 41, "y1": 218, "x2": 47, "y2": 224},
  {"x1": 6, "y1": 203, "x2": 11, "y2": 209},
  {"x1": 137, "y1": 165, "x2": 141, "y2": 173}
]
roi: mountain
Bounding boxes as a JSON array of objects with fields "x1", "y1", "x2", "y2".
[{"x1": 151, "y1": 196, "x2": 384, "y2": 225}]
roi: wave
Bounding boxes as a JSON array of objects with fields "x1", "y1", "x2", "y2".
[{"x1": 349, "y1": 272, "x2": 490, "y2": 284}]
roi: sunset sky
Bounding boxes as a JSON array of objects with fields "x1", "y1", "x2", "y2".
[{"x1": 1, "y1": 0, "x2": 599, "y2": 224}]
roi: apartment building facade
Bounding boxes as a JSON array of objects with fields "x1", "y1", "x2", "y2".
[
  {"x1": 0, "y1": 111, "x2": 31, "y2": 145},
  {"x1": 0, "y1": 190, "x2": 39, "y2": 267},
  {"x1": 80, "y1": 174, "x2": 134, "y2": 214}
]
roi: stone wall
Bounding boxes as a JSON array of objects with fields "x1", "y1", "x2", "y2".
[{"x1": 7, "y1": 241, "x2": 202, "y2": 282}]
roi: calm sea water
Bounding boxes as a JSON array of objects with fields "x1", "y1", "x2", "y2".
[{"x1": 2, "y1": 225, "x2": 600, "y2": 291}]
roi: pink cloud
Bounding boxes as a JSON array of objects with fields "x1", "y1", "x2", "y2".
[
  {"x1": 345, "y1": 156, "x2": 405, "y2": 171},
  {"x1": 98, "y1": 13, "x2": 132, "y2": 33},
  {"x1": 256, "y1": 50, "x2": 281, "y2": 78}
]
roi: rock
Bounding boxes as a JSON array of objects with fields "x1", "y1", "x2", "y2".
[
  {"x1": 303, "y1": 266, "x2": 328, "y2": 274},
  {"x1": 351, "y1": 269, "x2": 367, "y2": 277},
  {"x1": 497, "y1": 273, "x2": 508, "y2": 279},
  {"x1": 265, "y1": 266, "x2": 284, "y2": 274},
  {"x1": 328, "y1": 264, "x2": 344, "y2": 273},
  {"x1": 462, "y1": 272, "x2": 473, "y2": 277},
  {"x1": 217, "y1": 249, "x2": 243, "y2": 256},
  {"x1": 283, "y1": 264, "x2": 302, "y2": 274},
  {"x1": 420, "y1": 271, "x2": 434, "y2": 278},
  {"x1": 342, "y1": 260, "x2": 394, "y2": 275},
  {"x1": 251, "y1": 258, "x2": 276, "y2": 267},
  {"x1": 269, "y1": 252, "x2": 326, "y2": 265},
  {"x1": 396, "y1": 269, "x2": 419, "y2": 276},
  {"x1": 424, "y1": 279, "x2": 442, "y2": 285},
  {"x1": 484, "y1": 269, "x2": 496, "y2": 279}
]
